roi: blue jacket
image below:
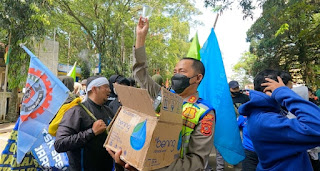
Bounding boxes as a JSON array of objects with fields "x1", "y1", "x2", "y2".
[
  {"x1": 239, "y1": 86, "x2": 320, "y2": 171},
  {"x1": 237, "y1": 115, "x2": 255, "y2": 152}
]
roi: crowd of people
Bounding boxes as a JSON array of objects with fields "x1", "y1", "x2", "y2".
[{"x1": 50, "y1": 17, "x2": 320, "y2": 171}]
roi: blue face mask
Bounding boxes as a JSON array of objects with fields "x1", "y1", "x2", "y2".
[{"x1": 171, "y1": 74, "x2": 197, "y2": 94}]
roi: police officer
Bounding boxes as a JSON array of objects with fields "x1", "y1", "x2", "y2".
[{"x1": 107, "y1": 17, "x2": 215, "y2": 171}]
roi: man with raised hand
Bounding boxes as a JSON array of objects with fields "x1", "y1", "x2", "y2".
[{"x1": 107, "y1": 17, "x2": 216, "y2": 171}]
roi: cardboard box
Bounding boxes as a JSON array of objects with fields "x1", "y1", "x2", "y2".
[{"x1": 104, "y1": 84, "x2": 183, "y2": 171}]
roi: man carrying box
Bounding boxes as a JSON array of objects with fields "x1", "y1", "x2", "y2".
[{"x1": 107, "y1": 17, "x2": 215, "y2": 171}]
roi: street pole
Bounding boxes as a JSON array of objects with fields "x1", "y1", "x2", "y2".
[
  {"x1": 53, "y1": 28, "x2": 56, "y2": 76},
  {"x1": 67, "y1": 32, "x2": 71, "y2": 71},
  {"x1": 98, "y1": 53, "x2": 101, "y2": 74},
  {"x1": 131, "y1": 26, "x2": 136, "y2": 75},
  {"x1": 3, "y1": 32, "x2": 11, "y2": 120}
]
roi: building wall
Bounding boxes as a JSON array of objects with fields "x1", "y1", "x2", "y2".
[{"x1": 34, "y1": 39, "x2": 59, "y2": 76}]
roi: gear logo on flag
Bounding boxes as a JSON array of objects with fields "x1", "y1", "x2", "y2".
[
  {"x1": 23, "y1": 83, "x2": 35, "y2": 104},
  {"x1": 21, "y1": 68, "x2": 52, "y2": 122}
]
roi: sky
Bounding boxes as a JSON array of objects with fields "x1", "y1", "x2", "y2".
[{"x1": 189, "y1": 1, "x2": 262, "y2": 79}]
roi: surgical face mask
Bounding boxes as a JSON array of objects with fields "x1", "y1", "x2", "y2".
[{"x1": 171, "y1": 74, "x2": 197, "y2": 94}]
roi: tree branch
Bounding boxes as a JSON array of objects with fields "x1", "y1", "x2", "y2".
[{"x1": 59, "y1": 0, "x2": 100, "y2": 51}]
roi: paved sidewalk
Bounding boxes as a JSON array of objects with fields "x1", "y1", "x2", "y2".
[
  {"x1": 0, "y1": 122, "x2": 15, "y2": 153},
  {"x1": 0, "y1": 122, "x2": 15, "y2": 133}
]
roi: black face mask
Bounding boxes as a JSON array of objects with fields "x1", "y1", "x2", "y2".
[
  {"x1": 171, "y1": 74, "x2": 196, "y2": 94},
  {"x1": 231, "y1": 91, "x2": 241, "y2": 96}
]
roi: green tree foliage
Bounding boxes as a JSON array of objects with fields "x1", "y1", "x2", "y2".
[
  {"x1": 231, "y1": 52, "x2": 257, "y2": 88},
  {"x1": 0, "y1": 1, "x2": 51, "y2": 88},
  {"x1": 49, "y1": 0, "x2": 199, "y2": 80},
  {"x1": 204, "y1": 0, "x2": 265, "y2": 19},
  {"x1": 233, "y1": 51, "x2": 257, "y2": 76},
  {"x1": 0, "y1": 0, "x2": 51, "y2": 121},
  {"x1": 245, "y1": 0, "x2": 320, "y2": 87}
]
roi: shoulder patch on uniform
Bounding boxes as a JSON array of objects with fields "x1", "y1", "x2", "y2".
[
  {"x1": 182, "y1": 107, "x2": 197, "y2": 119},
  {"x1": 183, "y1": 119, "x2": 196, "y2": 129},
  {"x1": 187, "y1": 95, "x2": 197, "y2": 103},
  {"x1": 203, "y1": 114, "x2": 215, "y2": 121},
  {"x1": 200, "y1": 119, "x2": 213, "y2": 136}
]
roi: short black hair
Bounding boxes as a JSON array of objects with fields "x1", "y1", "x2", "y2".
[
  {"x1": 254, "y1": 69, "x2": 292, "y2": 92},
  {"x1": 181, "y1": 57, "x2": 205, "y2": 77},
  {"x1": 127, "y1": 77, "x2": 136, "y2": 87},
  {"x1": 117, "y1": 77, "x2": 130, "y2": 86},
  {"x1": 58, "y1": 76, "x2": 74, "y2": 92},
  {"x1": 279, "y1": 71, "x2": 292, "y2": 85},
  {"x1": 108, "y1": 75, "x2": 130, "y2": 97}
]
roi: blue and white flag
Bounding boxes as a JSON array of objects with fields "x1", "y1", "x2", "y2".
[
  {"x1": 31, "y1": 126, "x2": 69, "y2": 170},
  {"x1": 0, "y1": 118, "x2": 42, "y2": 170},
  {"x1": 0, "y1": 117, "x2": 68, "y2": 170},
  {"x1": 17, "y1": 46, "x2": 69, "y2": 163},
  {"x1": 198, "y1": 28, "x2": 245, "y2": 165}
]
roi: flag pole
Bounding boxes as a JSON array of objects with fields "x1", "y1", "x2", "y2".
[{"x1": 213, "y1": 13, "x2": 219, "y2": 29}]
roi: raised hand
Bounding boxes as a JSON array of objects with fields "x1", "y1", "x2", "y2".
[{"x1": 136, "y1": 17, "x2": 149, "y2": 49}]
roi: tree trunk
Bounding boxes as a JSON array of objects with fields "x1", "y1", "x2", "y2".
[{"x1": 7, "y1": 87, "x2": 18, "y2": 122}]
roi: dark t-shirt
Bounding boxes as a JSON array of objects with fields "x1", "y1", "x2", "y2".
[
  {"x1": 108, "y1": 97, "x2": 122, "y2": 115},
  {"x1": 232, "y1": 93, "x2": 250, "y2": 116}
]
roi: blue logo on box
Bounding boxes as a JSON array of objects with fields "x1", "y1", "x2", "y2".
[{"x1": 130, "y1": 120, "x2": 147, "y2": 150}]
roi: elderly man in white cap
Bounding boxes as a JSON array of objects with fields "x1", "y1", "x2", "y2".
[{"x1": 54, "y1": 76, "x2": 114, "y2": 171}]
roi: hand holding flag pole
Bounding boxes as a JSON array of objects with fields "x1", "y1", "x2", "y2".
[{"x1": 67, "y1": 92, "x2": 109, "y2": 135}]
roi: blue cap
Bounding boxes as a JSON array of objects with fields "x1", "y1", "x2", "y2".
[{"x1": 229, "y1": 81, "x2": 239, "y2": 88}]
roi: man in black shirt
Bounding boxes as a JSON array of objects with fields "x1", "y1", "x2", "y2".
[
  {"x1": 54, "y1": 76, "x2": 114, "y2": 171},
  {"x1": 229, "y1": 81, "x2": 250, "y2": 115}
]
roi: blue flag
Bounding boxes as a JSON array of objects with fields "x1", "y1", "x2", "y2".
[
  {"x1": 198, "y1": 28, "x2": 245, "y2": 165},
  {"x1": 0, "y1": 117, "x2": 69, "y2": 170},
  {"x1": 31, "y1": 126, "x2": 69, "y2": 170},
  {"x1": 0, "y1": 118, "x2": 42, "y2": 170},
  {"x1": 17, "y1": 46, "x2": 69, "y2": 163}
]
